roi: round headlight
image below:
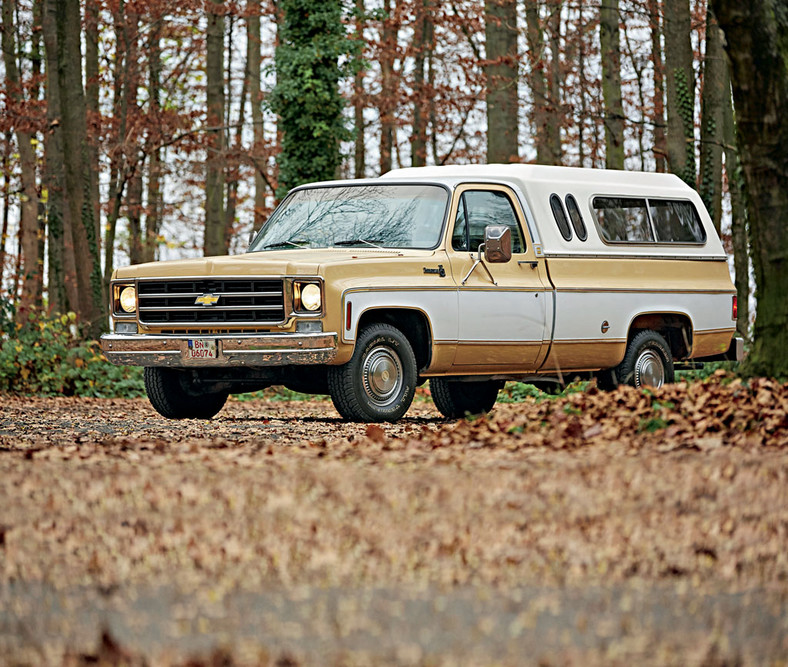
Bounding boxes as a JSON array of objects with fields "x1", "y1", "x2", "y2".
[
  {"x1": 119, "y1": 286, "x2": 137, "y2": 313},
  {"x1": 300, "y1": 283, "x2": 321, "y2": 311}
]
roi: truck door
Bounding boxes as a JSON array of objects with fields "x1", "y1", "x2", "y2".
[{"x1": 446, "y1": 184, "x2": 550, "y2": 370}]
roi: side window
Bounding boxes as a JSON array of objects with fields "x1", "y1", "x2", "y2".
[
  {"x1": 649, "y1": 199, "x2": 706, "y2": 243},
  {"x1": 550, "y1": 194, "x2": 573, "y2": 241},
  {"x1": 592, "y1": 196, "x2": 653, "y2": 243},
  {"x1": 452, "y1": 190, "x2": 525, "y2": 253},
  {"x1": 565, "y1": 194, "x2": 588, "y2": 241}
]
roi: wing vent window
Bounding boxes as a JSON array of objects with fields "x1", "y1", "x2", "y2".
[
  {"x1": 565, "y1": 194, "x2": 588, "y2": 241},
  {"x1": 549, "y1": 194, "x2": 573, "y2": 241}
]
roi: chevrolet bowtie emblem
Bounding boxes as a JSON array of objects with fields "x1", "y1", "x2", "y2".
[{"x1": 195, "y1": 293, "x2": 220, "y2": 307}]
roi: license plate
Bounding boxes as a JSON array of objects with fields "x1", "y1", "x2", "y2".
[{"x1": 186, "y1": 339, "x2": 217, "y2": 360}]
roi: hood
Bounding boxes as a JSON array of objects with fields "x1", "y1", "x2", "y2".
[{"x1": 113, "y1": 247, "x2": 435, "y2": 280}]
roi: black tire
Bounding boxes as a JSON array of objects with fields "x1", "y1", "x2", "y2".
[
  {"x1": 615, "y1": 330, "x2": 674, "y2": 388},
  {"x1": 327, "y1": 323, "x2": 417, "y2": 422},
  {"x1": 144, "y1": 367, "x2": 229, "y2": 419},
  {"x1": 430, "y1": 378, "x2": 501, "y2": 419}
]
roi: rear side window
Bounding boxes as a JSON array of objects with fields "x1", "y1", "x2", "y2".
[
  {"x1": 550, "y1": 194, "x2": 573, "y2": 241},
  {"x1": 649, "y1": 199, "x2": 706, "y2": 243},
  {"x1": 565, "y1": 194, "x2": 588, "y2": 241},
  {"x1": 592, "y1": 197, "x2": 653, "y2": 243}
]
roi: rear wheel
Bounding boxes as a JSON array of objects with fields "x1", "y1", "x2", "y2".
[
  {"x1": 430, "y1": 378, "x2": 501, "y2": 419},
  {"x1": 615, "y1": 330, "x2": 674, "y2": 389},
  {"x1": 144, "y1": 367, "x2": 229, "y2": 419},
  {"x1": 328, "y1": 323, "x2": 417, "y2": 422}
]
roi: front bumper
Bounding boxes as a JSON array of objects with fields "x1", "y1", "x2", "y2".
[{"x1": 100, "y1": 332, "x2": 338, "y2": 367}]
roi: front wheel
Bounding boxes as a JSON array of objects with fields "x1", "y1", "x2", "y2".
[
  {"x1": 615, "y1": 330, "x2": 674, "y2": 389},
  {"x1": 328, "y1": 323, "x2": 417, "y2": 422},
  {"x1": 144, "y1": 367, "x2": 229, "y2": 419}
]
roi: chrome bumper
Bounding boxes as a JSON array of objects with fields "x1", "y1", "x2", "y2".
[{"x1": 100, "y1": 332, "x2": 338, "y2": 367}]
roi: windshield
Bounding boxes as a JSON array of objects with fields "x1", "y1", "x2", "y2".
[{"x1": 247, "y1": 184, "x2": 449, "y2": 251}]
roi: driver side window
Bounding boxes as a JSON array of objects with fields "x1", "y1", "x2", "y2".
[{"x1": 452, "y1": 190, "x2": 525, "y2": 253}]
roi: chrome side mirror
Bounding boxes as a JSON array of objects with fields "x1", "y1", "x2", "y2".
[{"x1": 483, "y1": 225, "x2": 512, "y2": 263}]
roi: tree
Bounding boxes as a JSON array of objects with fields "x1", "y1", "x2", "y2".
[
  {"x1": 51, "y1": 0, "x2": 104, "y2": 337},
  {"x1": 484, "y1": 0, "x2": 519, "y2": 163},
  {"x1": 711, "y1": 0, "x2": 788, "y2": 377},
  {"x1": 648, "y1": 0, "x2": 667, "y2": 172},
  {"x1": 663, "y1": 0, "x2": 696, "y2": 185},
  {"x1": 525, "y1": 0, "x2": 562, "y2": 165},
  {"x1": 247, "y1": 0, "x2": 267, "y2": 232},
  {"x1": 600, "y1": 0, "x2": 624, "y2": 170},
  {"x1": 698, "y1": 6, "x2": 726, "y2": 230},
  {"x1": 204, "y1": 0, "x2": 226, "y2": 256},
  {"x1": 2, "y1": 0, "x2": 42, "y2": 322},
  {"x1": 270, "y1": 0, "x2": 349, "y2": 195}
]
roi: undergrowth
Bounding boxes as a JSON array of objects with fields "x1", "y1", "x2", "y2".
[{"x1": 0, "y1": 308, "x2": 144, "y2": 398}]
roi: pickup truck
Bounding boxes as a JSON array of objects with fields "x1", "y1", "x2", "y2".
[{"x1": 101, "y1": 164, "x2": 741, "y2": 422}]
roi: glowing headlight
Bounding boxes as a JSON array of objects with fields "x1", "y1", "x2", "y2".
[
  {"x1": 119, "y1": 286, "x2": 137, "y2": 313},
  {"x1": 299, "y1": 283, "x2": 321, "y2": 311}
]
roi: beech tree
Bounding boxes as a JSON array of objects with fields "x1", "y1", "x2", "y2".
[
  {"x1": 711, "y1": 0, "x2": 788, "y2": 377},
  {"x1": 484, "y1": 0, "x2": 519, "y2": 163}
]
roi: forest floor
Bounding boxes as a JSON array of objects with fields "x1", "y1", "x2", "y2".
[{"x1": 0, "y1": 375, "x2": 787, "y2": 665}]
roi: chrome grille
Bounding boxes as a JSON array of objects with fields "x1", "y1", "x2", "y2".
[{"x1": 137, "y1": 278, "x2": 285, "y2": 326}]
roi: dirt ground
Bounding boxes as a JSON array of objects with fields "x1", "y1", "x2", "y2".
[{"x1": 0, "y1": 377, "x2": 786, "y2": 665}]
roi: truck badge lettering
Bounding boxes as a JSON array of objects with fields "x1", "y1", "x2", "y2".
[
  {"x1": 423, "y1": 265, "x2": 446, "y2": 278},
  {"x1": 195, "y1": 293, "x2": 220, "y2": 307}
]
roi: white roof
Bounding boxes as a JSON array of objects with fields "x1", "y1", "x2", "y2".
[{"x1": 381, "y1": 164, "x2": 725, "y2": 259}]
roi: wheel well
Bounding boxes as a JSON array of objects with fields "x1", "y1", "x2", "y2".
[
  {"x1": 628, "y1": 313, "x2": 693, "y2": 360},
  {"x1": 356, "y1": 308, "x2": 432, "y2": 372}
]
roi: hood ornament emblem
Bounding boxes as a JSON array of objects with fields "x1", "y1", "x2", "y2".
[{"x1": 195, "y1": 293, "x2": 220, "y2": 307}]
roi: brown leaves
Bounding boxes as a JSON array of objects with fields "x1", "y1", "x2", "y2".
[{"x1": 0, "y1": 378, "x2": 786, "y2": 604}]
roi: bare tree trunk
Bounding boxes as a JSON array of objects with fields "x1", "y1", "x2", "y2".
[
  {"x1": 379, "y1": 0, "x2": 395, "y2": 175},
  {"x1": 0, "y1": 135, "x2": 11, "y2": 296},
  {"x1": 143, "y1": 22, "x2": 163, "y2": 263},
  {"x1": 2, "y1": 0, "x2": 42, "y2": 322},
  {"x1": 225, "y1": 16, "x2": 250, "y2": 252},
  {"x1": 525, "y1": 1, "x2": 549, "y2": 164},
  {"x1": 663, "y1": 0, "x2": 695, "y2": 185},
  {"x1": 545, "y1": 0, "x2": 563, "y2": 164},
  {"x1": 484, "y1": 0, "x2": 519, "y2": 163},
  {"x1": 648, "y1": 0, "x2": 667, "y2": 172},
  {"x1": 600, "y1": 0, "x2": 624, "y2": 169},
  {"x1": 41, "y1": 0, "x2": 78, "y2": 314},
  {"x1": 698, "y1": 6, "x2": 725, "y2": 231},
  {"x1": 722, "y1": 78, "x2": 749, "y2": 342},
  {"x1": 412, "y1": 0, "x2": 432, "y2": 167},
  {"x1": 56, "y1": 0, "x2": 105, "y2": 337},
  {"x1": 104, "y1": 1, "x2": 130, "y2": 286},
  {"x1": 205, "y1": 0, "x2": 226, "y2": 256},
  {"x1": 353, "y1": 0, "x2": 367, "y2": 177},
  {"x1": 711, "y1": 0, "x2": 788, "y2": 376},
  {"x1": 85, "y1": 0, "x2": 101, "y2": 250},
  {"x1": 247, "y1": 2, "x2": 266, "y2": 232}
]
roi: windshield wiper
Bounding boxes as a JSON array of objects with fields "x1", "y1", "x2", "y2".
[
  {"x1": 333, "y1": 238, "x2": 384, "y2": 249},
  {"x1": 263, "y1": 240, "x2": 308, "y2": 249}
]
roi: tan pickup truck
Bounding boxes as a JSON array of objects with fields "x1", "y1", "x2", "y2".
[{"x1": 101, "y1": 164, "x2": 741, "y2": 422}]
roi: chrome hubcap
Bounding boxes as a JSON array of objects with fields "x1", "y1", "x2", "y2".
[
  {"x1": 634, "y1": 349, "x2": 665, "y2": 387},
  {"x1": 362, "y1": 345, "x2": 403, "y2": 406}
]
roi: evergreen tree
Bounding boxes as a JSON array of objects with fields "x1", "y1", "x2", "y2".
[{"x1": 271, "y1": 0, "x2": 351, "y2": 197}]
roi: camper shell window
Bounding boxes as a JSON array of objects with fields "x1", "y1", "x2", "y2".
[{"x1": 592, "y1": 196, "x2": 706, "y2": 245}]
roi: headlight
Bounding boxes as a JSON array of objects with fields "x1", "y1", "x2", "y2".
[
  {"x1": 119, "y1": 286, "x2": 137, "y2": 313},
  {"x1": 298, "y1": 283, "x2": 321, "y2": 311}
]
